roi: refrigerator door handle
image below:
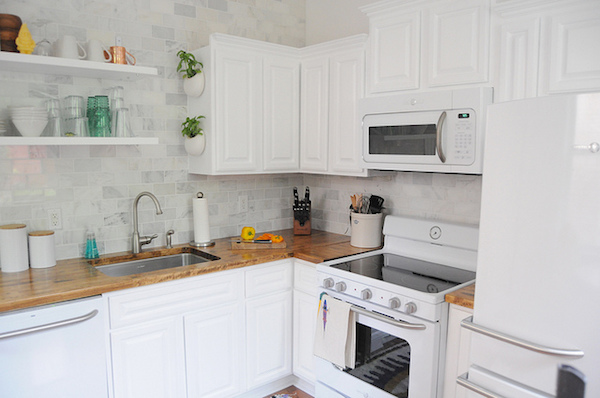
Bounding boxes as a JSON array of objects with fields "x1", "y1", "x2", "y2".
[
  {"x1": 456, "y1": 372, "x2": 505, "y2": 398},
  {"x1": 461, "y1": 316, "x2": 584, "y2": 358}
]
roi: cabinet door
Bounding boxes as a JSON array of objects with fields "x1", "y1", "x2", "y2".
[
  {"x1": 110, "y1": 318, "x2": 186, "y2": 398},
  {"x1": 367, "y1": 10, "x2": 421, "y2": 94},
  {"x1": 427, "y1": 0, "x2": 490, "y2": 87},
  {"x1": 185, "y1": 303, "x2": 245, "y2": 398},
  {"x1": 293, "y1": 289, "x2": 318, "y2": 384},
  {"x1": 300, "y1": 56, "x2": 329, "y2": 172},
  {"x1": 492, "y1": 17, "x2": 541, "y2": 102},
  {"x1": 442, "y1": 304, "x2": 473, "y2": 398},
  {"x1": 328, "y1": 46, "x2": 366, "y2": 175},
  {"x1": 246, "y1": 290, "x2": 293, "y2": 389},
  {"x1": 214, "y1": 45, "x2": 262, "y2": 173},
  {"x1": 263, "y1": 55, "x2": 300, "y2": 172},
  {"x1": 542, "y1": 7, "x2": 600, "y2": 94}
]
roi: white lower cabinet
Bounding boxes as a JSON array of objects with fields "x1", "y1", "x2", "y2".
[
  {"x1": 185, "y1": 303, "x2": 245, "y2": 398},
  {"x1": 110, "y1": 317, "x2": 187, "y2": 398},
  {"x1": 442, "y1": 304, "x2": 473, "y2": 398},
  {"x1": 105, "y1": 260, "x2": 299, "y2": 398},
  {"x1": 245, "y1": 260, "x2": 294, "y2": 389},
  {"x1": 292, "y1": 260, "x2": 318, "y2": 385}
]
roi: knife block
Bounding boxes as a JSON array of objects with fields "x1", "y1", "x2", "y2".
[{"x1": 293, "y1": 203, "x2": 311, "y2": 235}]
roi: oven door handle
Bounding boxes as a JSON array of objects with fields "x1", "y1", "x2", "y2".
[{"x1": 351, "y1": 305, "x2": 426, "y2": 330}]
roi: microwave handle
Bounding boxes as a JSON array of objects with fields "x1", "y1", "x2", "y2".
[{"x1": 436, "y1": 111, "x2": 447, "y2": 163}]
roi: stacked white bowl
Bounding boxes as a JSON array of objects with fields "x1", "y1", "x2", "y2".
[
  {"x1": 0, "y1": 119, "x2": 6, "y2": 135},
  {"x1": 10, "y1": 106, "x2": 49, "y2": 137}
]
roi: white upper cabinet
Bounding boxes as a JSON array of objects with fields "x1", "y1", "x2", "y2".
[
  {"x1": 491, "y1": 0, "x2": 600, "y2": 101},
  {"x1": 426, "y1": 0, "x2": 490, "y2": 87},
  {"x1": 542, "y1": 4, "x2": 600, "y2": 94},
  {"x1": 366, "y1": 9, "x2": 421, "y2": 93},
  {"x1": 263, "y1": 56, "x2": 301, "y2": 172},
  {"x1": 300, "y1": 56, "x2": 330, "y2": 172},
  {"x1": 300, "y1": 35, "x2": 369, "y2": 177},
  {"x1": 362, "y1": 0, "x2": 490, "y2": 95},
  {"x1": 188, "y1": 34, "x2": 300, "y2": 175}
]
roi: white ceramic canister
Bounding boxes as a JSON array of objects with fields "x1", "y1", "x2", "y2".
[
  {"x1": 28, "y1": 230, "x2": 57, "y2": 269},
  {"x1": 0, "y1": 224, "x2": 29, "y2": 272},
  {"x1": 350, "y1": 213, "x2": 384, "y2": 248}
]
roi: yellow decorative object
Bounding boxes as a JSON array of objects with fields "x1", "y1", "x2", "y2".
[{"x1": 15, "y1": 23, "x2": 36, "y2": 54}]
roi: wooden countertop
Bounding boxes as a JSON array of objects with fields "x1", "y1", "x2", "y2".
[
  {"x1": 0, "y1": 229, "x2": 377, "y2": 313},
  {"x1": 445, "y1": 283, "x2": 475, "y2": 309}
]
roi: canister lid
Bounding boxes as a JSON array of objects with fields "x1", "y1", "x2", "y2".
[
  {"x1": 29, "y1": 230, "x2": 55, "y2": 236},
  {"x1": 0, "y1": 223, "x2": 26, "y2": 230}
]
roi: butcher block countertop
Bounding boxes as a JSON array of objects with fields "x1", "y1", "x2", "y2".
[
  {"x1": 0, "y1": 229, "x2": 376, "y2": 313},
  {"x1": 445, "y1": 283, "x2": 475, "y2": 309}
]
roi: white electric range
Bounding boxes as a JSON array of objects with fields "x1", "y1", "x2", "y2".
[{"x1": 315, "y1": 215, "x2": 478, "y2": 398}]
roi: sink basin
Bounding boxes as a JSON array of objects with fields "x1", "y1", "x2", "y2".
[{"x1": 95, "y1": 251, "x2": 220, "y2": 277}]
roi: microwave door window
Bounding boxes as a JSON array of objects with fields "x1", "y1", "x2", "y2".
[{"x1": 368, "y1": 125, "x2": 437, "y2": 156}]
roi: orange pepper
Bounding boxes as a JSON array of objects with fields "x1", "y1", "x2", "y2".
[
  {"x1": 271, "y1": 235, "x2": 284, "y2": 243},
  {"x1": 257, "y1": 233, "x2": 274, "y2": 240}
]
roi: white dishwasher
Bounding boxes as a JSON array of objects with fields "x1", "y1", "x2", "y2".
[{"x1": 0, "y1": 295, "x2": 108, "y2": 397}]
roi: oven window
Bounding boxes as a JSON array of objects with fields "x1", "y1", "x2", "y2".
[
  {"x1": 368, "y1": 124, "x2": 437, "y2": 156},
  {"x1": 345, "y1": 323, "x2": 411, "y2": 398}
]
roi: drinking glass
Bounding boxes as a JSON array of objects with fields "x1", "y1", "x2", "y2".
[
  {"x1": 64, "y1": 117, "x2": 89, "y2": 137},
  {"x1": 113, "y1": 108, "x2": 132, "y2": 137}
]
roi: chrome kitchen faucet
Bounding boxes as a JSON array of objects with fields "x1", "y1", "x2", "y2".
[{"x1": 132, "y1": 191, "x2": 163, "y2": 254}]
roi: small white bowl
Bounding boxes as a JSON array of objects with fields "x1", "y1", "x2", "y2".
[{"x1": 12, "y1": 118, "x2": 48, "y2": 137}]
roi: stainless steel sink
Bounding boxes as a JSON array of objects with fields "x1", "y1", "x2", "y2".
[{"x1": 95, "y1": 252, "x2": 219, "y2": 277}]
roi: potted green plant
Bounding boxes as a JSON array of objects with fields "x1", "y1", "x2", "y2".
[
  {"x1": 177, "y1": 50, "x2": 205, "y2": 97},
  {"x1": 182, "y1": 115, "x2": 206, "y2": 155}
]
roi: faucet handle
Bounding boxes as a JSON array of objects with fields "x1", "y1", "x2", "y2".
[
  {"x1": 140, "y1": 234, "x2": 158, "y2": 245},
  {"x1": 166, "y1": 229, "x2": 174, "y2": 248}
]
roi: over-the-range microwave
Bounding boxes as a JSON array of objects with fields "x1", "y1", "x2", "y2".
[{"x1": 360, "y1": 87, "x2": 493, "y2": 174}]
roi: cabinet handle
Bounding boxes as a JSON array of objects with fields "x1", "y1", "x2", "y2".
[
  {"x1": 0, "y1": 309, "x2": 99, "y2": 340},
  {"x1": 456, "y1": 372, "x2": 505, "y2": 398},
  {"x1": 436, "y1": 111, "x2": 447, "y2": 163},
  {"x1": 461, "y1": 316, "x2": 584, "y2": 358}
]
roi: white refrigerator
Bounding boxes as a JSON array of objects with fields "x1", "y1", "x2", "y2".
[{"x1": 459, "y1": 93, "x2": 600, "y2": 397}]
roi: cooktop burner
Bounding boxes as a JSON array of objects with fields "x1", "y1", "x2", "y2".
[{"x1": 330, "y1": 253, "x2": 475, "y2": 293}]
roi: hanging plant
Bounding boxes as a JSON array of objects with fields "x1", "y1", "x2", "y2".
[
  {"x1": 181, "y1": 115, "x2": 205, "y2": 138},
  {"x1": 176, "y1": 50, "x2": 203, "y2": 78}
]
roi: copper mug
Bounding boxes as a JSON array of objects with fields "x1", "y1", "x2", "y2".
[{"x1": 109, "y1": 46, "x2": 136, "y2": 65}]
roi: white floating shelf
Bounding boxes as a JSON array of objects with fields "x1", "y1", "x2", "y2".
[
  {"x1": 0, "y1": 51, "x2": 158, "y2": 80},
  {"x1": 0, "y1": 136, "x2": 159, "y2": 146}
]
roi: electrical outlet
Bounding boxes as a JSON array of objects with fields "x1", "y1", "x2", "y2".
[
  {"x1": 48, "y1": 208, "x2": 62, "y2": 230},
  {"x1": 238, "y1": 195, "x2": 248, "y2": 212}
]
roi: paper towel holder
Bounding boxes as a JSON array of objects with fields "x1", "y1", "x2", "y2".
[{"x1": 190, "y1": 191, "x2": 216, "y2": 247}]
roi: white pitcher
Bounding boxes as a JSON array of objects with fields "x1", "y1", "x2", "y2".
[
  {"x1": 86, "y1": 39, "x2": 112, "y2": 63},
  {"x1": 53, "y1": 35, "x2": 86, "y2": 59}
]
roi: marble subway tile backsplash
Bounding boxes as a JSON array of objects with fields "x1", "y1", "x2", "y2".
[{"x1": 0, "y1": 0, "x2": 483, "y2": 261}]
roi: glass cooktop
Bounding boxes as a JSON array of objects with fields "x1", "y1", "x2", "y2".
[{"x1": 330, "y1": 253, "x2": 475, "y2": 293}]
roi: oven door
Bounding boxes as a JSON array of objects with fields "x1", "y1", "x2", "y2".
[{"x1": 315, "y1": 297, "x2": 441, "y2": 398}]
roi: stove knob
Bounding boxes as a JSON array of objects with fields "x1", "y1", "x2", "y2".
[
  {"x1": 323, "y1": 278, "x2": 334, "y2": 289},
  {"x1": 389, "y1": 297, "x2": 401, "y2": 309},
  {"x1": 335, "y1": 281, "x2": 347, "y2": 292},
  {"x1": 405, "y1": 302, "x2": 417, "y2": 314},
  {"x1": 361, "y1": 289, "x2": 372, "y2": 300}
]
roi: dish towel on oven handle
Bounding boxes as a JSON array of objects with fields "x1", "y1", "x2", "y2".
[{"x1": 313, "y1": 293, "x2": 356, "y2": 369}]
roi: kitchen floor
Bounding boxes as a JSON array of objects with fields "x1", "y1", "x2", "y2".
[{"x1": 264, "y1": 385, "x2": 313, "y2": 398}]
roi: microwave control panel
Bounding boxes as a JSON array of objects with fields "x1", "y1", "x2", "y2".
[{"x1": 445, "y1": 108, "x2": 477, "y2": 165}]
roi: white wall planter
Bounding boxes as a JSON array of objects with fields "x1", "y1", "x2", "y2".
[
  {"x1": 184, "y1": 135, "x2": 206, "y2": 156},
  {"x1": 183, "y1": 73, "x2": 205, "y2": 97}
]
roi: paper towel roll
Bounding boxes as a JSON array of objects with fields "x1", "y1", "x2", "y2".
[{"x1": 193, "y1": 195, "x2": 211, "y2": 244}]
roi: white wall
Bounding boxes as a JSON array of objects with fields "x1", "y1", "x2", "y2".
[{"x1": 305, "y1": 0, "x2": 377, "y2": 45}]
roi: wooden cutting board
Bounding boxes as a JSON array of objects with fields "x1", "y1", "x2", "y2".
[{"x1": 231, "y1": 241, "x2": 287, "y2": 250}]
